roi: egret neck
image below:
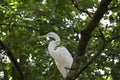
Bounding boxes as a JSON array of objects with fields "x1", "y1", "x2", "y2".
[{"x1": 48, "y1": 35, "x2": 60, "y2": 60}]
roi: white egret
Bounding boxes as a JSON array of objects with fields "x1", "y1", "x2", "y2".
[{"x1": 40, "y1": 32, "x2": 73, "y2": 78}]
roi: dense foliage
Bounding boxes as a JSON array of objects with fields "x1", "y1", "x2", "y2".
[{"x1": 0, "y1": 0, "x2": 120, "y2": 80}]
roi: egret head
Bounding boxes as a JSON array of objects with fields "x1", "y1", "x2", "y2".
[{"x1": 40, "y1": 32, "x2": 60, "y2": 41}]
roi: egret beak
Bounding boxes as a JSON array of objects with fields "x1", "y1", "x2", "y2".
[{"x1": 38, "y1": 35, "x2": 47, "y2": 38}]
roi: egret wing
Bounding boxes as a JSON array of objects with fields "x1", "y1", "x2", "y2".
[
  {"x1": 55, "y1": 46, "x2": 73, "y2": 78},
  {"x1": 56, "y1": 46, "x2": 73, "y2": 66}
]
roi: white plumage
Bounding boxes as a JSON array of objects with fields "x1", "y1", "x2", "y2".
[{"x1": 40, "y1": 32, "x2": 73, "y2": 78}]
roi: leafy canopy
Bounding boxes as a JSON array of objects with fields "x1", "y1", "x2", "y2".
[{"x1": 0, "y1": 0, "x2": 120, "y2": 80}]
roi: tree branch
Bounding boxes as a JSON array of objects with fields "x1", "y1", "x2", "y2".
[
  {"x1": 66, "y1": 0, "x2": 112, "y2": 80},
  {"x1": 106, "y1": 35, "x2": 120, "y2": 44},
  {"x1": 0, "y1": 40, "x2": 25, "y2": 80},
  {"x1": 72, "y1": 0, "x2": 92, "y2": 18},
  {"x1": 67, "y1": 34, "x2": 120, "y2": 80},
  {"x1": 77, "y1": 34, "x2": 120, "y2": 76},
  {"x1": 107, "y1": 5, "x2": 119, "y2": 10},
  {"x1": 77, "y1": 43, "x2": 106, "y2": 76}
]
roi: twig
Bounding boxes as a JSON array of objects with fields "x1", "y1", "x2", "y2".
[{"x1": 0, "y1": 40, "x2": 25, "y2": 80}]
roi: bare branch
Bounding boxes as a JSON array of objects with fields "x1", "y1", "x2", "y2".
[{"x1": 0, "y1": 40, "x2": 25, "y2": 80}]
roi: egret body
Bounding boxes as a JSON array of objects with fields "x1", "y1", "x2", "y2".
[{"x1": 40, "y1": 32, "x2": 73, "y2": 78}]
